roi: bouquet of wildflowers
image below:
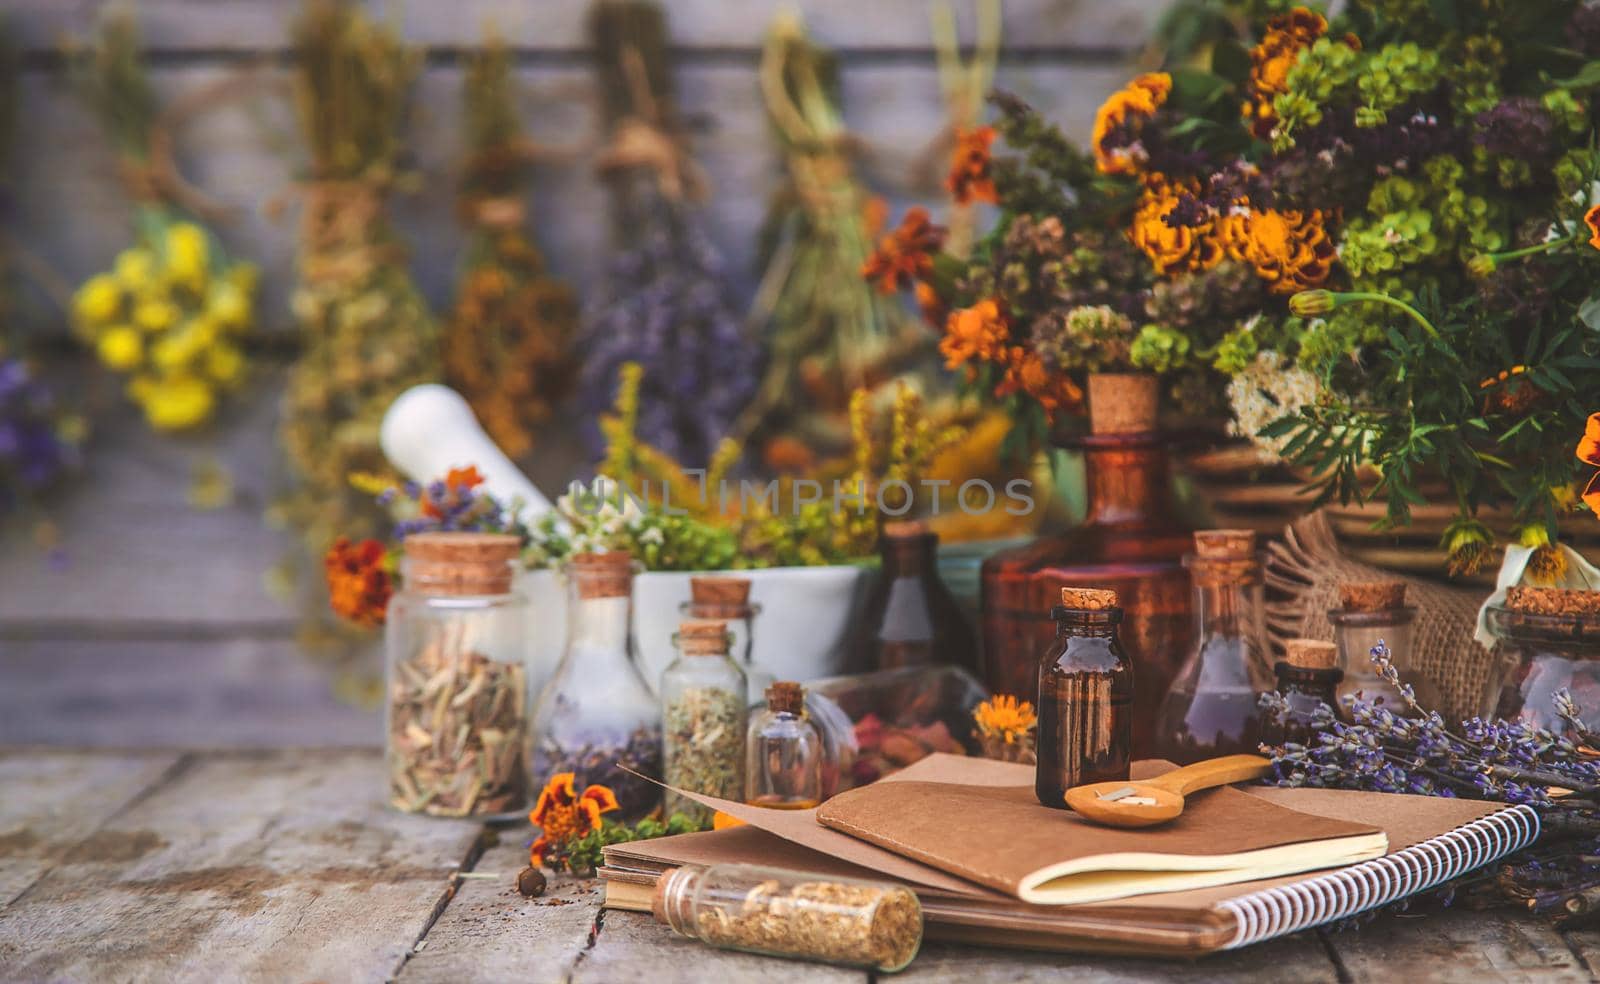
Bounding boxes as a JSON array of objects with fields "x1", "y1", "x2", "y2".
[
  {"x1": 884, "y1": 0, "x2": 1600, "y2": 571},
  {"x1": 67, "y1": 9, "x2": 259, "y2": 433}
]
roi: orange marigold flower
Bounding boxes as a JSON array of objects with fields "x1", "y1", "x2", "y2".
[
  {"x1": 862, "y1": 207, "x2": 947, "y2": 295},
  {"x1": 1092, "y1": 73, "x2": 1171, "y2": 176},
  {"x1": 1128, "y1": 176, "x2": 1222, "y2": 275},
  {"x1": 528, "y1": 772, "x2": 620, "y2": 865},
  {"x1": 973, "y1": 694, "x2": 1038, "y2": 745},
  {"x1": 939, "y1": 298, "x2": 1011, "y2": 371},
  {"x1": 995, "y1": 346, "x2": 1083, "y2": 418},
  {"x1": 1218, "y1": 205, "x2": 1335, "y2": 294},
  {"x1": 1242, "y1": 7, "x2": 1327, "y2": 139},
  {"x1": 1585, "y1": 205, "x2": 1600, "y2": 251},
  {"x1": 324, "y1": 537, "x2": 392, "y2": 628},
  {"x1": 1578, "y1": 412, "x2": 1600, "y2": 516},
  {"x1": 947, "y1": 126, "x2": 998, "y2": 204}
]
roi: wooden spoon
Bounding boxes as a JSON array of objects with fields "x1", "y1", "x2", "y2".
[{"x1": 1064, "y1": 754, "x2": 1271, "y2": 828}]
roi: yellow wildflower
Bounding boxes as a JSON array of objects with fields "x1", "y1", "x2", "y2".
[
  {"x1": 95, "y1": 325, "x2": 143, "y2": 371},
  {"x1": 73, "y1": 273, "x2": 123, "y2": 325},
  {"x1": 206, "y1": 281, "x2": 250, "y2": 329},
  {"x1": 973, "y1": 694, "x2": 1038, "y2": 745},
  {"x1": 164, "y1": 222, "x2": 210, "y2": 290},
  {"x1": 133, "y1": 297, "x2": 180, "y2": 333},
  {"x1": 206, "y1": 343, "x2": 245, "y2": 385},
  {"x1": 113, "y1": 247, "x2": 157, "y2": 291},
  {"x1": 139, "y1": 375, "x2": 214, "y2": 431},
  {"x1": 152, "y1": 332, "x2": 202, "y2": 373}
]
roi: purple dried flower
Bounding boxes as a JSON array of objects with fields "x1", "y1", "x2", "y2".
[
  {"x1": 0, "y1": 356, "x2": 80, "y2": 519},
  {"x1": 1474, "y1": 97, "x2": 1556, "y2": 158}
]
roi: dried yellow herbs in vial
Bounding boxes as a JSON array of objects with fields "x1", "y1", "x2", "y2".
[{"x1": 653, "y1": 862, "x2": 922, "y2": 972}]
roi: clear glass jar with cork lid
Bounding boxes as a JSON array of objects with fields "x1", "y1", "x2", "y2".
[
  {"x1": 529, "y1": 551, "x2": 662, "y2": 821},
  {"x1": 1328, "y1": 580, "x2": 1439, "y2": 715},
  {"x1": 1036, "y1": 587, "x2": 1133, "y2": 810},
  {"x1": 746, "y1": 681, "x2": 824, "y2": 810},
  {"x1": 1485, "y1": 586, "x2": 1600, "y2": 731},
  {"x1": 661, "y1": 618, "x2": 747, "y2": 825},
  {"x1": 1155, "y1": 530, "x2": 1272, "y2": 764},
  {"x1": 385, "y1": 532, "x2": 530, "y2": 817},
  {"x1": 680, "y1": 575, "x2": 770, "y2": 704}
]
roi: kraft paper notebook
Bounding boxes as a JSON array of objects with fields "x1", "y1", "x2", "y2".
[{"x1": 602, "y1": 755, "x2": 1539, "y2": 955}]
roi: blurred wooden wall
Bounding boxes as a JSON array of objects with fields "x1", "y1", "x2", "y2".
[{"x1": 0, "y1": 0, "x2": 1161, "y2": 745}]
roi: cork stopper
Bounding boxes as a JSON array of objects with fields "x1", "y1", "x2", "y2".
[
  {"x1": 568, "y1": 551, "x2": 634, "y2": 599},
  {"x1": 766, "y1": 681, "x2": 805, "y2": 715},
  {"x1": 690, "y1": 576, "x2": 751, "y2": 608},
  {"x1": 1506, "y1": 585, "x2": 1600, "y2": 617},
  {"x1": 1339, "y1": 580, "x2": 1407, "y2": 612},
  {"x1": 678, "y1": 618, "x2": 731, "y2": 655},
  {"x1": 1194, "y1": 529, "x2": 1256, "y2": 560},
  {"x1": 1284, "y1": 638, "x2": 1339, "y2": 670},
  {"x1": 1060, "y1": 586, "x2": 1118, "y2": 611},
  {"x1": 402, "y1": 532, "x2": 521, "y2": 595},
  {"x1": 882, "y1": 519, "x2": 932, "y2": 540}
]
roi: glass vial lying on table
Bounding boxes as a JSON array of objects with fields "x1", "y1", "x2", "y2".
[
  {"x1": 682, "y1": 575, "x2": 770, "y2": 704},
  {"x1": 529, "y1": 551, "x2": 662, "y2": 821},
  {"x1": 661, "y1": 618, "x2": 747, "y2": 825},
  {"x1": 1264, "y1": 638, "x2": 1343, "y2": 748},
  {"x1": 1155, "y1": 529, "x2": 1272, "y2": 764},
  {"x1": 746, "y1": 681, "x2": 823, "y2": 810},
  {"x1": 654, "y1": 862, "x2": 923, "y2": 972},
  {"x1": 1328, "y1": 580, "x2": 1439, "y2": 715},
  {"x1": 385, "y1": 532, "x2": 530, "y2": 817},
  {"x1": 1036, "y1": 587, "x2": 1133, "y2": 810}
]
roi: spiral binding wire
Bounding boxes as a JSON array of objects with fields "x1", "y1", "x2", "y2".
[{"x1": 1217, "y1": 805, "x2": 1541, "y2": 948}]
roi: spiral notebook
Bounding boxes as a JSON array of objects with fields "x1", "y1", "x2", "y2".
[{"x1": 602, "y1": 755, "x2": 1539, "y2": 955}]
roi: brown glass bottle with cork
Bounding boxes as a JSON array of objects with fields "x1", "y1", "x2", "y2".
[
  {"x1": 1266, "y1": 639, "x2": 1344, "y2": 748},
  {"x1": 855, "y1": 519, "x2": 979, "y2": 675},
  {"x1": 1035, "y1": 586, "x2": 1134, "y2": 810}
]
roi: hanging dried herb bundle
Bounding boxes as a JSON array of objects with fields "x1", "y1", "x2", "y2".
[
  {"x1": 443, "y1": 38, "x2": 576, "y2": 460},
  {"x1": 735, "y1": 13, "x2": 925, "y2": 457},
  {"x1": 576, "y1": 0, "x2": 758, "y2": 465},
  {"x1": 66, "y1": 8, "x2": 260, "y2": 433},
  {"x1": 277, "y1": 0, "x2": 439, "y2": 559}
]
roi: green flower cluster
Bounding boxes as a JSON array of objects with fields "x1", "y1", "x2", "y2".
[
  {"x1": 1130, "y1": 323, "x2": 1191, "y2": 374},
  {"x1": 1030, "y1": 304, "x2": 1134, "y2": 374},
  {"x1": 1355, "y1": 43, "x2": 1440, "y2": 128},
  {"x1": 1273, "y1": 37, "x2": 1362, "y2": 148},
  {"x1": 1447, "y1": 36, "x2": 1503, "y2": 117}
]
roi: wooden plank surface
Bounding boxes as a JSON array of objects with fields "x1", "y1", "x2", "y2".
[
  {"x1": 3, "y1": 748, "x2": 1599, "y2": 983},
  {"x1": 0, "y1": 749, "x2": 184, "y2": 905},
  {"x1": 0, "y1": 749, "x2": 483, "y2": 983}
]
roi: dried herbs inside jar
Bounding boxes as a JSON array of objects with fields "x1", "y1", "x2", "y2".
[
  {"x1": 386, "y1": 532, "x2": 530, "y2": 817},
  {"x1": 661, "y1": 619, "x2": 747, "y2": 824},
  {"x1": 576, "y1": 0, "x2": 758, "y2": 463},
  {"x1": 443, "y1": 35, "x2": 576, "y2": 460},
  {"x1": 655, "y1": 863, "x2": 923, "y2": 972}
]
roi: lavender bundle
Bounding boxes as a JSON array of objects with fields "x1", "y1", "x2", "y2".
[
  {"x1": 1262, "y1": 643, "x2": 1600, "y2": 923},
  {"x1": 576, "y1": 0, "x2": 756, "y2": 465}
]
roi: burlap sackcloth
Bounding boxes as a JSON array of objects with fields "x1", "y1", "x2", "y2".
[{"x1": 1264, "y1": 511, "x2": 1499, "y2": 724}]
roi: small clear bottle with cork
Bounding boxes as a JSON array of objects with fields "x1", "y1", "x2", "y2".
[
  {"x1": 661, "y1": 618, "x2": 747, "y2": 826},
  {"x1": 529, "y1": 551, "x2": 662, "y2": 821},
  {"x1": 1036, "y1": 587, "x2": 1133, "y2": 810},
  {"x1": 745, "y1": 681, "x2": 823, "y2": 810},
  {"x1": 681, "y1": 575, "x2": 769, "y2": 704},
  {"x1": 1154, "y1": 529, "x2": 1273, "y2": 764},
  {"x1": 1265, "y1": 638, "x2": 1343, "y2": 748},
  {"x1": 1329, "y1": 580, "x2": 1438, "y2": 714}
]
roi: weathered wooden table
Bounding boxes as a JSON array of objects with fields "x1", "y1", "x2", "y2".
[{"x1": 2, "y1": 747, "x2": 1597, "y2": 983}]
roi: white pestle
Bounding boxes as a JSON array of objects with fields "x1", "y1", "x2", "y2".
[{"x1": 379, "y1": 383, "x2": 554, "y2": 519}]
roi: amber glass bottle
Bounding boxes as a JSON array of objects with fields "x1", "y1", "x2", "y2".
[
  {"x1": 1265, "y1": 639, "x2": 1343, "y2": 748},
  {"x1": 1035, "y1": 587, "x2": 1134, "y2": 810},
  {"x1": 856, "y1": 520, "x2": 979, "y2": 675}
]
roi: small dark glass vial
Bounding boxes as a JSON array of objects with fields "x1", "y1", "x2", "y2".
[
  {"x1": 1266, "y1": 638, "x2": 1344, "y2": 748},
  {"x1": 1036, "y1": 587, "x2": 1134, "y2": 809}
]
